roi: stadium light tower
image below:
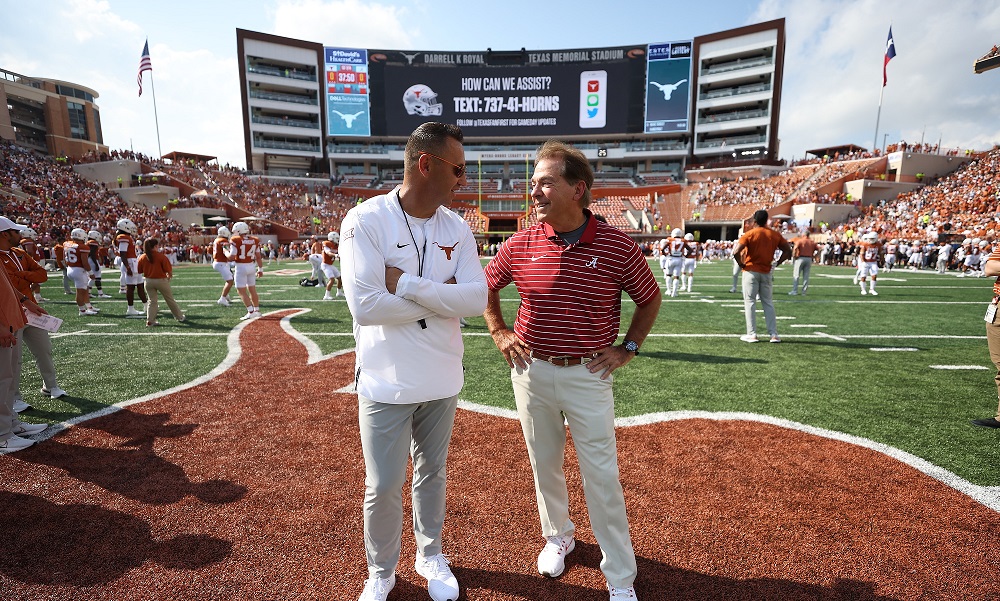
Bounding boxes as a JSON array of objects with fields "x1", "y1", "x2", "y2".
[{"x1": 974, "y1": 45, "x2": 1000, "y2": 74}]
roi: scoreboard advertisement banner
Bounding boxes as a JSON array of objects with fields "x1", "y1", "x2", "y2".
[
  {"x1": 324, "y1": 47, "x2": 371, "y2": 137},
  {"x1": 365, "y1": 46, "x2": 649, "y2": 138},
  {"x1": 644, "y1": 41, "x2": 693, "y2": 133}
]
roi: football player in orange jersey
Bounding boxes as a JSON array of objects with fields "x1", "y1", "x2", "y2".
[
  {"x1": 321, "y1": 231, "x2": 343, "y2": 300},
  {"x1": 116, "y1": 218, "x2": 147, "y2": 316},
  {"x1": 681, "y1": 233, "x2": 700, "y2": 293},
  {"x1": 64, "y1": 228, "x2": 99, "y2": 315},
  {"x1": 211, "y1": 225, "x2": 234, "y2": 306},
  {"x1": 857, "y1": 231, "x2": 883, "y2": 296},
  {"x1": 87, "y1": 229, "x2": 112, "y2": 299},
  {"x1": 226, "y1": 221, "x2": 263, "y2": 320}
]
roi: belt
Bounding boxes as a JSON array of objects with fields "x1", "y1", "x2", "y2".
[{"x1": 530, "y1": 351, "x2": 593, "y2": 366}]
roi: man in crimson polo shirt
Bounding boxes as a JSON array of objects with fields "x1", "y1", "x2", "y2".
[
  {"x1": 731, "y1": 209, "x2": 792, "y2": 343},
  {"x1": 483, "y1": 140, "x2": 661, "y2": 601}
]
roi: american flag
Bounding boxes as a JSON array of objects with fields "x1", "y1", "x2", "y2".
[
  {"x1": 137, "y1": 40, "x2": 152, "y2": 96},
  {"x1": 882, "y1": 27, "x2": 896, "y2": 87}
]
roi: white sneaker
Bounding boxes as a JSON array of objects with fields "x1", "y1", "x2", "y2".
[
  {"x1": 323, "y1": 294, "x2": 333, "y2": 301},
  {"x1": 125, "y1": 307, "x2": 143, "y2": 317},
  {"x1": 537, "y1": 534, "x2": 575, "y2": 578},
  {"x1": 42, "y1": 386, "x2": 68, "y2": 399},
  {"x1": 13, "y1": 398, "x2": 31, "y2": 412},
  {"x1": 608, "y1": 584, "x2": 638, "y2": 600},
  {"x1": 13, "y1": 420, "x2": 47, "y2": 436},
  {"x1": 87, "y1": 305, "x2": 100, "y2": 312},
  {"x1": 0, "y1": 434, "x2": 35, "y2": 453},
  {"x1": 335, "y1": 289, "x2": 343, "y2": 297},
  {"x1": 415, "y1": 553, "x2": 460, "y2": 601},
  {"x1": 217, "y1": 297, "x2": 231, "y2": 307},
  {"x1": 740, "y1": 334, "x2": 759, "y2": 343},
  {"x1": 870, "y1": 290, "x2": 879, "y2": 296},
  {"x1": 97, "y1": 292, "x2": 112, "y2": 298},
  {"x1": 79, "y1": 308, "x2": 99, "y2": 316},
  {"x1": 357, "y1": 573, "x2": 395, "y2": 601},
  {"x1": 861, "y1": 289, "x2": 868, "y2": 295},
  {"x1": 239, "y1": 310, "x2": 259, "y2": 321}
]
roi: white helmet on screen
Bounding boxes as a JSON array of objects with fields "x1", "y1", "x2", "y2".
[
  {"x1": 671, "y1": 228, "x2": 683, "y2": 238},
  {"x1": 116, "y1": 218, "x2": 138, "y2": 236},
  {"x1": 327, "y1": 231, "x2": 340, "y2": 243},
  {"x1": 70, "y1": 228, "x2": 87, "y2": 242},
  {"x1": 232, "y1": 221, "x2": 250, "y2": 236},
  {"x1": 402, "y1": 84, "x2": 444, "y2": 116},
  {"x1": 217, "y1": 225, "x2": 231, "y2": 238}
]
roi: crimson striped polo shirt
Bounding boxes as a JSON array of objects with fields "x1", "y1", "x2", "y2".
[{"x1": 485, "y1": 214, "x2": 661, "y2": 357}]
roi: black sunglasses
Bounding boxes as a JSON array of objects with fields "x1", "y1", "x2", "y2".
[{"x1": 420, "y1": 151, "x2": 466, "y2": 178}]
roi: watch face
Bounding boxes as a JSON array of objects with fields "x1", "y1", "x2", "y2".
[{"x1": 625, "y1": 340, "x2": 639, "y2": 353}]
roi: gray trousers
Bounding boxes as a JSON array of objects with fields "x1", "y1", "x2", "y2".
[
  {"x1": 743, "y1": 270, "x2": 777, "y2": 337},
  {"x1": 359, "y1": 394, "x2": 458, "y2": 578},
  {"x1": 791, "y1": 256, "x2": 812, "y2": 293},
  {"x1": 17, "y1": 324, "x2": 58, "y2": 393},
  {"x1": 0, "y1": 330, "x2": 23, "y2": 440}
]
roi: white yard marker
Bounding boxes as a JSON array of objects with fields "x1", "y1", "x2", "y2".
[
  {"x1": 870, "y1": 347, "x2": 919, "y2": 352},
  {"x1": 929, "y1": 365, "x2": 990, "y2": 370}
]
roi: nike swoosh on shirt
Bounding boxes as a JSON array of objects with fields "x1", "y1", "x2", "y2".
[
  {"x1": 530, "y1": 254, "x2": 547, "y2": 261},
  {"x1": 396, "y1": 243, "x2": 410, "y2": 248}
]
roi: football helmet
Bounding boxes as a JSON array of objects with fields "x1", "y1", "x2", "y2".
[
  {"x1": 88, "y1": 230, "x2": 101, "y2": 241},
  {"x1": 402, "y1": 84, "x2": 443, "y2": 116},
  {"x1": 684, "y1": 233, "x2": 694, "y2": 241},
  {"x1": 21, "y1": 228, "x2": 37, "y2": 240},
  {"x1": 217, "y1": 225, "x2": 231, "y2": 238},
  {"x1": 862, "y1": 232, "x2": 878, "y2": 243},
  {"x1": 327, "y1": 231, "x2": 340, "y2": 243},
  {"x1": 671, "y1": 228, "x2": 683, "y2": 238},
  {"x1": 70, "y1": 228, "x2": 87, "y2": 241},
  {"x1": 232, "y1": 221, "x2": 250, "y2": 236},
  {"x1": 116, "y1": 218, "x2": 138, "y2": 236}
]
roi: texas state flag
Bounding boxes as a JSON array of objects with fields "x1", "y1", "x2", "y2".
[{"x1": 883, "y1": 26, "x2": 897, "y2": 87}]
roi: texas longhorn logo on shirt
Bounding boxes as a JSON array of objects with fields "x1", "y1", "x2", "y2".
[{"x1": 435, "y1": 241, "x2": 458, "y2": 260}]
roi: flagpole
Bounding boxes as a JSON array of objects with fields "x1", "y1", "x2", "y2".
[
  {"x1": 149, "y1": 70, "x2": 163, "y2": 158},
  {"x1": 873, "y1": 84, "x2": 884, "y2": 152}
]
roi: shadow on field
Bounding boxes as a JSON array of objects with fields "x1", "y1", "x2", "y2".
[
  {"x1": 647, "y1": 351, "x2": 767, "y2": 364},
  {"x1": 0, "y1": 491, "x2": 232, "y2": 586},
  {"x1": 455, "y1": 540, "x2": 901, "y2": 600},
  {"x1": 16, "y1": 409, "x2": 247, "y2": 506}
]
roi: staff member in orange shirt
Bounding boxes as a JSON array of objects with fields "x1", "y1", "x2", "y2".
[
  {"x1": 732, "y1": 210, "x2": 791, "y2": 343},
  {"x1": 137, "y1": 238, "x2": 185, "y2": 327},
  {"x1": 789, "y1": 229, "x2": 819, "y2": 296}
]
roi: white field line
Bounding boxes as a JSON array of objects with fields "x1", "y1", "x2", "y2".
[{"x1": 929, "y1": 365, "x2": 990, "y2": 370}]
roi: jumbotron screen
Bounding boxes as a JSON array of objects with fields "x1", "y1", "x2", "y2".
[{"x1": 324, "y1": 43, "x2": 692, "y2": 138}]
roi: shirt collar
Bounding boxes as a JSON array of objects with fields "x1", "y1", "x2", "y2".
[{"x1": 542, "y1": 209, "x2": 597, "y2": 244}]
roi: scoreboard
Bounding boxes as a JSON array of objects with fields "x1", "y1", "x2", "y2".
[{"x1": 324, "y1": 42, "x2": 693, "y2": 138}]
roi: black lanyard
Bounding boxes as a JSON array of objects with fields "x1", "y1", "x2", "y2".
[{"x1": 398, "y1": 194, "x2": 428, "y2": 329}]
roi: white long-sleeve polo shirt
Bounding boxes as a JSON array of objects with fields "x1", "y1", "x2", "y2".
[{"x1": 340, "y1": 187, "x2": 487, "y2": 404}]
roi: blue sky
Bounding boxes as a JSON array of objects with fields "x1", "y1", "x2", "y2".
[{"x1": 2, "y1": 0, "x2": 999, "y2": 168}]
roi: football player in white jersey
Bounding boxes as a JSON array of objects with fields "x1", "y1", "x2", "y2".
[
  {"x1": 857, "y1": 232, "x2": 882, "y2": 296},
  {"x1": 681, "y1": 233, "x2": 700, "y2": 293},
  {"x1": 665, "y1": 228, "x2": 685, "y2": 297}
]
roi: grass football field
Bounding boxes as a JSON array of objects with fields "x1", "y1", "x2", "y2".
[{"x1": 23, "y1": 258, "x2": 1000, "y2": 489}]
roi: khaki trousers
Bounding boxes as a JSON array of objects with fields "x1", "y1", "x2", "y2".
[
  {"x1": 987, "y1": 316, "x2": 1000, "y2": 419},
  {"x1": 511, "y1": 360, "x2": 636, "y2": 588},
  {"x1": 143, "y1": 278, "x2": 184, "y2": 322}
]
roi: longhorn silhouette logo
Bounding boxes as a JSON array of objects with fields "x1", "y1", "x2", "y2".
[{"x1": 435, "y1": 241, "x2": 458, "y2": 260}]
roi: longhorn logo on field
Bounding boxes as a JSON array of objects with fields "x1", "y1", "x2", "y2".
[{"x1": 435, "y1": 241, "x2": 458, "y2": 260}]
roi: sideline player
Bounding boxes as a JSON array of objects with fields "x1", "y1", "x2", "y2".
[
  {"x1": 64, "y1": 228, "x2": 98, "y2": 316},
  {"x1": 116, "y1": 218, "x2": 147, "y2": 316},
  {"x1": 307, "y1": 235, "x2": 327, "y2": 288},
  {"x1": 87, "y1": 229, "x2": 112, "y2": 298},
  {"x1": 211, "y1": 225, "x2": 235, "y2": 306},
  {"x1": 664, "y1": 228, "x2": 685, "y2": 297},
  {"x1": 681, "y1": 232, "x2": 699, "y2": 293},
  {"x1": 321, "y1": 231, "x2": 343, "y2": 300},
  {"x1": 857, "y1": 231, "x2": 882, "y2": 296},
  {"x1": 226, "y1": 221, "x2": 263, "y2": 320}
]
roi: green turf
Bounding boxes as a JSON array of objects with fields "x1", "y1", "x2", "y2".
[{"x1": 23, "y1": 259, "x2": 1000, "y2": 486}]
